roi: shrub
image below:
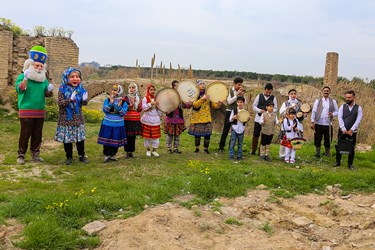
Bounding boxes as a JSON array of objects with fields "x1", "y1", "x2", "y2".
[
  {"x1": 82, "y1": 107, "x2": 103, "y2": 123},
  {"x1": 8, "y1": 90, "x2": 18, "y2": 111}
]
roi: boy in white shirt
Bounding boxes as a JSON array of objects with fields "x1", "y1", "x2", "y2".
[{"x1": 228, "y1": 96, "x2": 249, "y2": 161}]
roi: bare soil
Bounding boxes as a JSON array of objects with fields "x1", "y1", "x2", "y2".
[{"x1": 95, "y1": 189, "x2": 375, "y2": 250}]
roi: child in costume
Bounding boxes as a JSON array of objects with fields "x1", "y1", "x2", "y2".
[
  {"x1": 123, "y1": 82, "x2": 142, "y2": 158},
  {"x1": 141, "y1": 84, "x2": 162, "y2": 157},
  {"x1": 282, "y1": 108, "x2": 302, "y2": 164},
  {"x1": 54, "y1": 67, "x2": 89, "y2": 165},
  {"x1": 15, "y1": 45, "x2": 54, "y2": 164},
  {"x1": 188, "y1": 80, "x2": 222, "y2": 153},
  {"x1": 98, "y1": 84, "x2": 128, "y2": 162},
  {"x1": 259, "y1": 101, "x2": 279, "y2": 161},
  {"x1": 228, "y1": 96, "x2": 249, "y2": 161},
  {"x1": 164, "y1": 80, "x2": 191, "y2": 154}
]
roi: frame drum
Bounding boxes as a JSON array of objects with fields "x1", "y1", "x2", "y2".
[
  {"x1": 237, "y1": 110, "x2": 250, "y2": 123},
  {"x1": 176, "y1": 81, "x2": 199, "y2": 103},
  {"x1": 155, "y1": 88, "x2": 180, "y2": 113},
  {"x1": 206, "y1": 82, "x2": 228, "y2": 103},
  {"x1": 301, "y1": 103, "x2": 311, "y2": 113}
]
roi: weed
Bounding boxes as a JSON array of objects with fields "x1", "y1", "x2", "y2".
[
  {"x1": 225, "y1": 217, "x2": 243, "y2": 226},
  {"x1": 260, "y1": 221, "x2": 274, "y2": 236}
]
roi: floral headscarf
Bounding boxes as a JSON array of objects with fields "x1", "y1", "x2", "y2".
[
  {"x1": 59, "y1": 67, "x2": 87, "y2": 120},
  {"x1": 127, "y1": 82, "x2": 140, "y2": 107},
  {"x1": 145, "y1": 83, "x2": 156, "y2": 103}
]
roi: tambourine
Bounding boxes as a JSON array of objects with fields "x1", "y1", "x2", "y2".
[
  {"x1": 290, "y1": 138, "x2": 306, "y2": 150},
  {"x1": 176, "y1": 81, "x2": 199, "y2": 103},
  {"x1": 237, "y1": 110, "x2": 250, "y2": 123},
  {"x1": 301, "y1": 103, "x2": 311, "y2": 113}
]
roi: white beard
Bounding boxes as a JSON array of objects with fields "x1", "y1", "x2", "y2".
[{"x1": 27, "y1": 65, "x2": 47, "y2": 82}]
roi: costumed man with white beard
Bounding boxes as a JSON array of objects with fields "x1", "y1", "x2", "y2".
[{"x1": 15, "y1": 45, "x2": 54, "y2": 164}]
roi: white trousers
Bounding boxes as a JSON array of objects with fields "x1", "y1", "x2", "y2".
[
  {"x1": 285, "y1": 147, "x2": 296, "y2": 161},
  {"x1": 144, "y1": 138, "x2": 160, "y2": 149}
]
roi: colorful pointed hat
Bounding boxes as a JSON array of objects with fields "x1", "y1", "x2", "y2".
[{"x1": 29, "y1": 45, "x2": 48, "y2": 64}]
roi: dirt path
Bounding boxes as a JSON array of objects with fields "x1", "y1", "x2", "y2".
[{"x1": 96, "y1": 189, "x2": 375, "y2": 250}]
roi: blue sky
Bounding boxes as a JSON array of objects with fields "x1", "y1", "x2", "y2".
[{"x1": 2, "y1": 0, "x2": 375, "y2": 80}]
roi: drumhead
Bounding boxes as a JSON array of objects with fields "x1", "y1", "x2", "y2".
[
  {"x1": 301, "y1": 103, "x2": 311, "y2": 113},
  {"x1": 237, "y1": 110, "x2": 250, "y2": 123},
  {"x1": 176, "y1": 81, "x2": 199, "y2": 103},
  {"x1": 296, "y1": 112, "x2": 303, "y2": 118},
  {"x1": 206, "y1": 82, "x2": 228, "y2": 103},
  {"x1": 155, "y1": 88, "x2": 180, "y2": 113}
]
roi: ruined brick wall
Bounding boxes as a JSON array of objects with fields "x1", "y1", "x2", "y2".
[
  {"x1": 0, "y1": 29, "x2": 13, "y2": 93},
  {"x1": 324, "y1": 52, "x2": 339, "y2": 85},
  {"x1": 0, "y1": 29, "x2": 78, "y2": 100}
]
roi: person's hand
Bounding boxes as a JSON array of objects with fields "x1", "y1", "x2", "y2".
[
  {"x1": 82, "y1": 92, "x2": 88, "y2": 101},
  {"x1": 233, "y1": 114, "x2": 238, "y2": 120},
  {"x1": 118, "y1": 99, "x2": 123, "y2": 106},
  {"x1": 217, "y1": 101, "x2": 222, "y2": 107},
  {"x1": 328, "y1": 112, "x2": 333, "y2": 118},
  {"x1": 47, "y1": 83, "x2": 54, "y2": 92},
  {"x1": 70, "y1": 91, "x2": 77, "y2": 101},
  {"x1": 23, "y1": 69, "x2": 31, "y2": 80},
  {"x1": 348, "y1": 129, "x2": 353, "y2": 136},
  {"x1": 310, "y1": 122, "x2": 315, "y2": 130},
  {"x1": 261, "y1": 109, "x2": 265, "y2": 113}
]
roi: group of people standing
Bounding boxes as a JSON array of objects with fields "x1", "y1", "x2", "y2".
[{"x1": 15, "y1": 45, "x2": 363, "y2": 170}]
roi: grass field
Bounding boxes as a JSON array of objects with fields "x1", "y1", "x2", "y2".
[{"x1": 0, "y1": 109, "x2": 374, "y2": 249}]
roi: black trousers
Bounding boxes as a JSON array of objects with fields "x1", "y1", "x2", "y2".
[
  {"x1": 219, "y1": 111, "x2": 232, "y2": 150},
  {"x1": 336, "y1": 130, "x2": 356, "y2": 166},
  {"x1": 314, "y1": 124, "x2": 331, "y2": 148},
  {"x1": 64, "y1": 141, "x2": 85, "y2": 159},
  {"x1": 253, "y1": 121, "x2": 262, "y2": 137},
  {"x1": 103, "y1": 145, "x2": 118, "y2": 157},
  {"x1": 125, "y1": 135, "x2": 136, "y2": 153},
  {"x1": 18, "y1": 118, "x2": 44, "y2": 158},
  {"x1": 261, "y1": 133, "x2": 273, "y2": 146}
]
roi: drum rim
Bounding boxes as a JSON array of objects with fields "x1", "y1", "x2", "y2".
[{"x1": 155, "y1": 88, "x2": 181, "y2": 113}]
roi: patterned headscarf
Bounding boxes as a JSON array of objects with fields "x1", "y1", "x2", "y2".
[
  {"x1": 196, "y1": 80, "x2": 206, "y2": 98},
  {"x1": 59, "y1": 67, "x2": 87, "y2": 120},
  {"x1": 145, "y1": 83, "x2": 155, "y2": 103},
  {"x1": 127, "y1": 82, "x2": 140, "y2": 107}
]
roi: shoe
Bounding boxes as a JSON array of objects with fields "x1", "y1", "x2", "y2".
[
  {"x1": 285, "y1": 159, "x2": 290, "y2": 163},
  {"x1": 32, "y1": 156, "x2": 44, "y2": 162},
  {"x1": 103, "y1": 157, "x2": 110, "y2": 163},
  {"x1": 260, "y1": 155, "x2": 265, "y2": 160},
  {"x1": 17, "y1": 157, "x2": 25, "y2": 165},
  {"x1": 250, "y1": 151, "x2": 256, "y2": 155},
  {"x1": 194, "y1": 148, "x2": 199, "y2": 153},
  {"x1": 218, "y1": 149, "x2": 224, "y2": 154},
  {"x1": 168, "y1": 149, "x2": 173, "y2": 154},
  {"x1": 109, "y1": 156, "x2": 117, "y2": 161},
  {"x1": 79, "y1": 155, "x2": 89, "y2": 164},
  {"x1": 146, "y1": 151, "x2": 151, "y2": 157},
  {"x1": 348, "y1": 165, "x2": 354, "y2": 170},
  {"x1": 152, "y1": 151, "x2": 159, "y2": 157},
  {"x1": 66, "y1": 158, "x2": 73, "y2": 165},
  {"x1": 229, "y1": 156, "x2": 234, "y2": 161},
  {"x1": 264, "y1": 156, "x2": 272, "y2": 162},
  {"x1": 290, "y1": 159, "x2": 295, "y2": 164},
  {"x1": 128, "y1": 152, "x2": 134, "y2": 158},
  {"x1": 204, "y1": 149, "x2": 210, "y2": 154},
  {"x1": 333, "y1": 162, "x2": 340, "y2": 167},
  {"x1": 174, "y1": 149, "x2": 182, "y2": 154},
  {"x1": 237, "y1": 157, "x2": 243, "y2": 161}
]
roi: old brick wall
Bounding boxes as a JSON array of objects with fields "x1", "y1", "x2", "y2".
[{"x1": 0, "y1": 30, "x2": 78, "y2": 101}]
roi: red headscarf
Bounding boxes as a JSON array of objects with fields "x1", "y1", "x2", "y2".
[{"x1": 145, "y1": 84, "x2": 155, "y2": 103}]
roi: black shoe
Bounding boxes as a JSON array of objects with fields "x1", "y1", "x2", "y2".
[
  {"x1": 79, "y1": 155, "x2": 89, "y2": 164},
  {"x1": 237, "y1": 157, "x2": 243, "y2": 161},
  {"x1": 264, "y1": 156, "x2": 272, "y2": 162},
  {"x1": 333, "y1": 162, "x2": 340, "y2": 167},
  {"x1": 204, "y1": 149, "x2": 210, "y2": 154},
  {"x1": 250, "y1": 151, "x2": 256, "y2": 155},
  {"x1": 168, "y1": 149, "x2": 173, "y2": 154},
  {"x1": 66, "y1": 158, "x2": 73, "y2": 165},
  {"x1": 348, "y1": 165, "x2": 354, "y2": 170},
  {"x1": 174, "y1": 149, "x2": 182, "y2": 154},
  {"x1": 104, "y1": 158, "x2": 110, "y2": 163},
  {"x1": 109, "y1": 156, "x2": 117, "y2": 161},
  {"x1": 260, "y1": 155, "x2": 265, "y2": 160},
  {"x1": 194, "y1": 148, "x2": 199, "y2": 153},
  {"x1": 315, "y1": 154, "x2": 321, "y2": 158},
  {"x1": 128, "y1": 152, "x2": 134, "y2": 158}
]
